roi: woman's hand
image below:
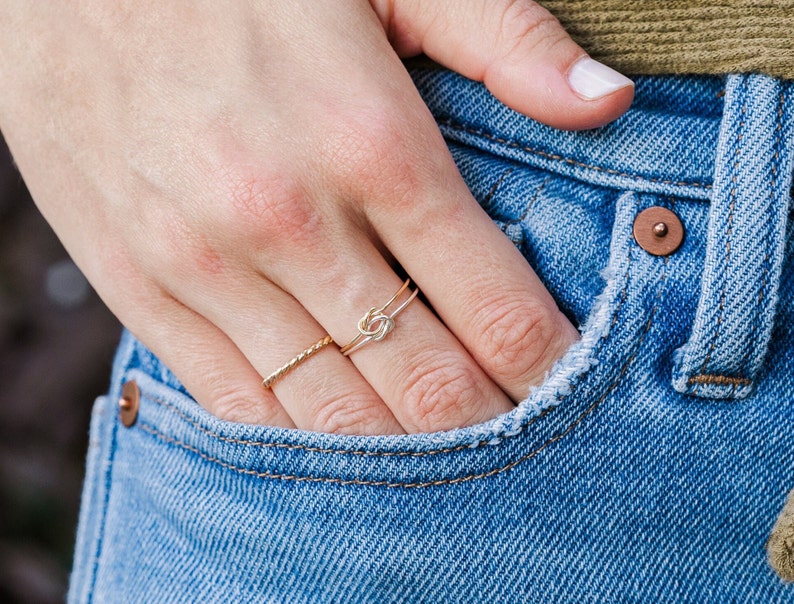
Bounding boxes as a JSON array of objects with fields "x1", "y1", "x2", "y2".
[{"x1": 0, "y1": 0, "x2": 632, "y2": 434}]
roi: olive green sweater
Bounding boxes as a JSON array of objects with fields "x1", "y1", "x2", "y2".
[{"x1": 539, "y1": 1, "x2": 794, "y2": 79}]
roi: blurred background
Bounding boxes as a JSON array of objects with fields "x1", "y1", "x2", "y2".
[{"x1": 0, "y1": 135, "x2": 121, "y2": 603}]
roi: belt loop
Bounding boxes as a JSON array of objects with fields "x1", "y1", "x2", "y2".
[{"x1": 672, "y1": 74, "x2": 794, "y2": 399}]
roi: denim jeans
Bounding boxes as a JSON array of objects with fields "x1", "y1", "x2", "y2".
[{"x1": 69, "y1": 69, "x2": 794, "y2": 602}]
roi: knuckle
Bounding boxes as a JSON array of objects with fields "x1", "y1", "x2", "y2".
[
  {"x1": 402, "y1": 354, "x2": 484, "y2": 431},
  {"x1": 211, "y1": 385, "x2": 281, "y2": 425},
  {"x1": 475, "y1": 296, "x2": 566, "y2": 384},
  {"x1": 321, "y1": 104, "x2": 425, "y2": 208},
  {"x1": 214, "y1": 162, "x2": 322, "y2": 249},
  {"x1": 328, "y1": 106, "x2": 404, "y2": 171},
  {"x1": 190, "y1": 356, "x2": 283, "y2": 425},
  {"x1": 146, "y1": 210, "x2": 233, "y2": 284},
  {"x1": 496, "y1": 1, "x2": 569, "y2": 56}
]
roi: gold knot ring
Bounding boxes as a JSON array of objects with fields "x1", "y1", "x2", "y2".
[{"x1": 339, "y1": 279, "x2": 419, "y2": 356}]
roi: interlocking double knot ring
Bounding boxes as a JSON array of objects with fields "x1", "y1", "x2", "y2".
[
  {"x1": 339, "y1": 279, "x2": 419, "y2": 356},
  {"x1": 355, "y1": 309, "x2": 394, "y2": 341}
]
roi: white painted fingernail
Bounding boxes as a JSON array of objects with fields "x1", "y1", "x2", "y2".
[{"x1": 568, "y1": 57, "x2": 633, "y2": 100}]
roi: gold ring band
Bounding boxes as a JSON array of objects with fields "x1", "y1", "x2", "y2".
[
  {"x1": 339, "y1": 279, "x2": 419, "y2": 356},
  {"x1": 262, "y1": 335, "x2": 334, "y2": 389}
]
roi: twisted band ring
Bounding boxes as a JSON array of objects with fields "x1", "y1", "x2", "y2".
[{"x1": 262, "y1": 335, "x2": 335, "y2": 389}]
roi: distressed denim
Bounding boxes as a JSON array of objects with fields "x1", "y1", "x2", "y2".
[{"x1": 69, "y1": 70, "x2": 794, "y2": 603}]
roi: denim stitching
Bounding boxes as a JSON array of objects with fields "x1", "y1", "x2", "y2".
[
  {"x1": 481, "y1": 167, "x2": 514, "y2": 206},
  {"x1": 128, "y1": 235, "x2": 660, "y2": 487},
  {"x1": 687, "y1": 375, "x2": 752, "y2": 386},
  {"x1": 690, "y1": 80, "x2": 748, "y2": 394},
  {"x1": 134, "y1": 259, "x2": 662, "y2": 488},
  {"x1": 140, "y1": 391, "x2": 551, "y2": 458},
  {"x1": 738, "y1": 90, "x2": 786, "y2": 376},
  {"x1": 135, "y1": 347, "x2": 625, "y2": 489},
  {"x1": 439, "y1": 119, "x2": 713, "y2": 190}
]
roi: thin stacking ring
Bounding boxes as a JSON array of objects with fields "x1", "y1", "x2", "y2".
[
  {"x1": 262, "y1": 335, "x2": 334, "y2": 389},
  {"x1": 339, "y1": 279, "x2": 420, "y2": 356}
]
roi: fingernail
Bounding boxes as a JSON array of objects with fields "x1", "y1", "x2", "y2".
[{"x1": 568, "y1": 57, "x2": 633, "y2": 100}]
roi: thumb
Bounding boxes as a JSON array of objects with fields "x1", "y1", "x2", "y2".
[{"x1": 373, "y1": 0, "x2": 634, "y2": 130}]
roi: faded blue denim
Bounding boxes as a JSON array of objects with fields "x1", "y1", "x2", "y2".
[{"x1": 69, "y1": 69, "x2": 794, "y2": 602}]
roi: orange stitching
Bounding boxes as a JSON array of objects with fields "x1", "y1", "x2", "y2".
[
  {"x1": 132, "y1": 240, "x2": 661, "y2": 488},
  {"x1": 137, "y1": 293, "x2": 659, "y2": 488},
  {"x1": 137, "y1": 237, "x2": 638, "y2": 459},
  {"x1": 686, "y1": 374, "x2": 752, "y2": 387},
  {"x1": 137, "y1": 419, "x2": 558, "y2": 488},
  {"x1": 138, "y1": 301, "x2": 652, "y2": 488},
  {"x1": 439, "y1": 120, "x2": 713, "y2": 190}
]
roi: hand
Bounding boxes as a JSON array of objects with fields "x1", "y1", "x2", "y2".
[{"x1": 0, "y1": 1, "x2": 632, "y2": 435}]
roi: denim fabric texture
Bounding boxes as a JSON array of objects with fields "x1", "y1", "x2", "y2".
[{"x1": 69, "y1": 70, "x2": 794, "y2": 603}]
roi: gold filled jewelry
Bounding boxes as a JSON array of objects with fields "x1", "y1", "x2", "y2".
[
  {"x1": 262, "y1": 335, "x2": 334, "y2": 389},
  {"x1": 339, "y1": 279, "x2": 419, "y2": 356}
]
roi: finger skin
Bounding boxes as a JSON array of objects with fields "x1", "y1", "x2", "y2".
[
  {"x1": 362, "y1": 144, "x2": 581, "y2": 402},
  {"x1": 267, "y1": 254, "x2": 516, "y2": 433}
]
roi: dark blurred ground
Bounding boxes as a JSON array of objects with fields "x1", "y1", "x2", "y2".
[{"x1": 0, "y1": 136, "x2": 122, "y2": 603}]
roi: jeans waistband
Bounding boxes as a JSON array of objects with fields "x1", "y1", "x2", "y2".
[{"x1": 412, "y1": 69, "x2": 734, "y2": 201}]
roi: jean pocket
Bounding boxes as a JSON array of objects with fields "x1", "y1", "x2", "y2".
[{"x1": 107, "y1": 183, "x2": 657, "y2": 492}]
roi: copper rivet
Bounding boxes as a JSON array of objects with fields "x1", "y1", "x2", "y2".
[
  {"x1": 119, "y1": 380, "x2": 140, "y2": 428},
  {"x1": 633, "y1": 207, "x2": 684, "y2": 256}
]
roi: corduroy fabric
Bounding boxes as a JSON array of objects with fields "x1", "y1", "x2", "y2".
[{"x1": 539, "y1": 0, "x2": 794, "y2": 79}]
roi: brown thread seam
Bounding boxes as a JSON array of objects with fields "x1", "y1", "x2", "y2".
[
  {"x1": 439, "y1": 119, "x2": 713, "y2": 190},
  {"x1": 133, "y1": 239, "x2": 659, "y2": 488},
  {"x1": 137, "y1": 300, "x2": 652, "y2": 489},
  {"x1": 687, "y1": 374, "x2": 752, "y2": 387}
]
